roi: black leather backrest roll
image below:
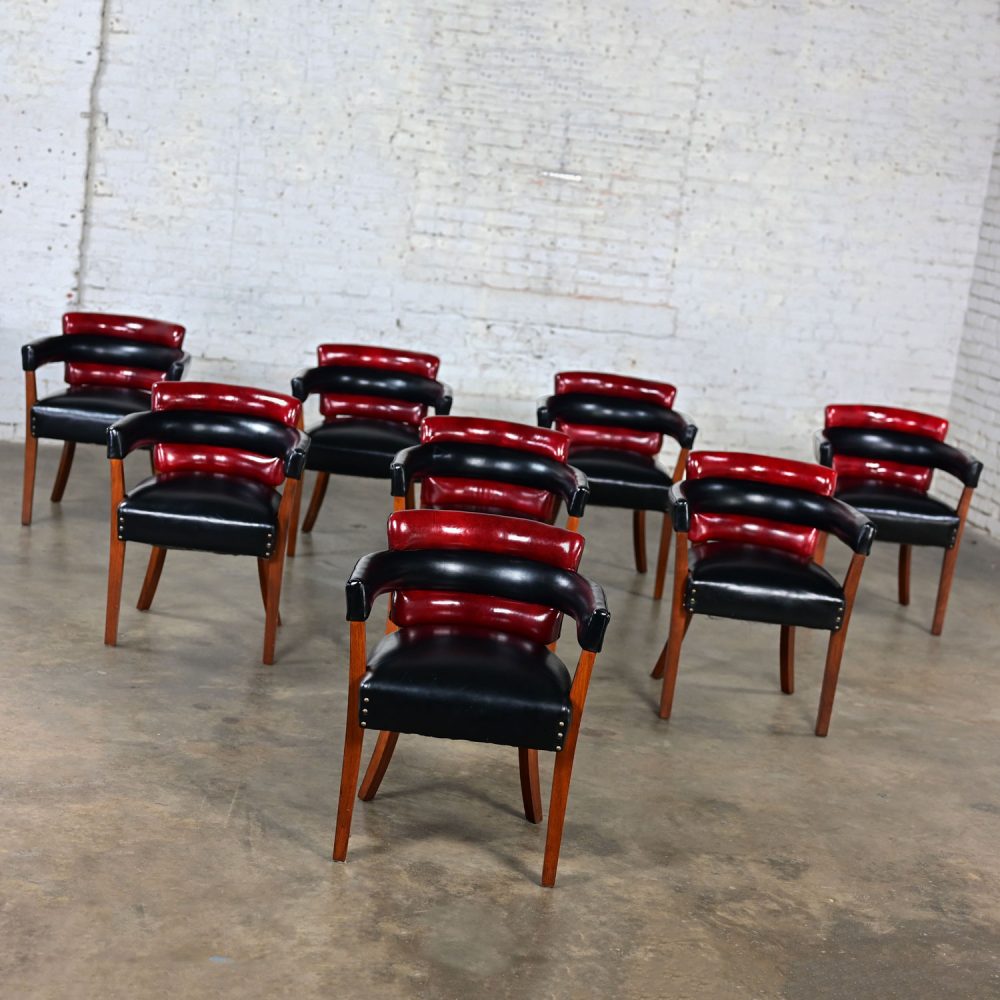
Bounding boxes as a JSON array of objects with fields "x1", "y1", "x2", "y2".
[
  {"x1": 107, "y1": 409, "x2": 309, "y2": 476},
  {"x1": 390, "y1": 442, "x2": 587, "y2": 506},
  {"x1": 822, "y1": 428, "x2": 982, "y2": 488},
  {"x1": 345, "y1": 549, "x2": 610, "y2": 650},
  {"x1": 675, "y1": 478, "x2": 876, "y2": 554},
  {"x1": 22, "y1": 335, "x2": 186, "y2": 373},
  {"x1": 291, "y1": 365, "x2": 446, "y2": 406},
  {"x1": 544, "y1": 393, "x2": 697, "y2": 447}
]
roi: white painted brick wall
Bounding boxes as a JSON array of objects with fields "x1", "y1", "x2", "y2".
[
  {"x1": 947, "y1": 137, "x2": 1000, "y2": 536},
  {"x1": 1, "y1": 2, "x2": 101, "y2": 433},
  {"x1": 3, "y1": 1, "x2": 999, "y2": 489}
]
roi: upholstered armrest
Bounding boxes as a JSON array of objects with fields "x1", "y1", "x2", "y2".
[
  {"x1": 814, "y1": 429, "x2": 834, "y2": 467},
  {"x1": 660, "y1": 408, "x2": 698, "y2": 449},
  {"x1": 537, "y1": 395, "x2": 554, "y2": 428},
  {"x1": 666, "y1": 479, "x2": 876, "y2": 554},
  {"x1": 389, "y1": 442, "x2": 591, "y2": 517},
  {"x1": 106, "y1": 410, "x2": 311, "y2": 478},
  {"x1": 344, "y1": 549, "x2": 611, "y2": 651},
  {"x1": 434, "y1": 382, "x2": 454, "y2": 415},
  {"x1": 165, "y1": 352, "x2": 192, "y2": 382},
  {"x1": 22, "y1": 335, "x2": 186, "y2": 374},
  {"x1": 820, "y1": 427, "x2": 983, "y2": 489},
  {"x1": 291, "y1": 365, "x2": 451, "y2": 412}
]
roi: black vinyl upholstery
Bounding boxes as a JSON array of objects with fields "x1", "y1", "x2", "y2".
[
  {"x1": 360, "y1": 626, "x2": 572, "y2": 751},
  {"x1": 21, "y1": 335, "x2": 189, "y2": 379},
  {"x1": 685, "y1": 543, "x2": 846, "y2": 630},
  {"x1": 32, "y1": 387, "x2": 153, "y2": 445},
  {"x1": 117, "y1": 474, "x2": 281, "y2": 557},
  {"x1": 305, "y1": 419, "x2": 420, "y2": 477},
  {"x1": 567, "y1": 448, "x2": 672, "y2": 511},
  {"x1": 291, "y1": 366, "x2": 453, "y2": 413},
  {"x1": 834, "y1": 481, "x2": 961, "y2": 548},
  {"x1": 391, "y1": 442, "x2": 590, "y2": 516},
  {"x1": 538, "y1": 394, "x2": 698, "y2": 448}
]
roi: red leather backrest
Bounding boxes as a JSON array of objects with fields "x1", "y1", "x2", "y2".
[
  {"x1": 63, "y1": 311, "x2": 186, "y2": 389},
  {"x1": 421, "y1": 416, "x2": 570, "y2": 462},
  {"x1": 151, "y1": 382, "x2": 300, "y2": 487},
  {"x1": 552, "y1": 370, "x2": 676, "y2": 456},
  {"x1": 315, "y1": 344, "x2": 442, "y2": 424},
  {"x1": 824, "y1": 404, "x2": 947, "y2": 491},
  {"x1": 686, "y1": 451, "x2": 836, "y2": 558},
  {"x1": 385, "y1": 510, "x2": 582, "y2": 642}
]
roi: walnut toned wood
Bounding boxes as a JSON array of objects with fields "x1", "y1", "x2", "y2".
[
  {"x1": 50, "y1": 441, "x2": 76, "y2": 503},
  {"x1": 654, "y1": 447, "x2": 689, "y2": 601},
  {"x1": 301, "y1": 471, "x2": 329, "y2": 534},
  {"x1": 137, "y1": 547, "x2": 167, "y2": 611},
  {"x1": 633, "y1": 510, "x2": 647, "y2": 573},
  {"x1": 519, "y1": 748, "x2": 543, "y2": 824},
  {"x1": 285, "y1": 411, "x2": 306, "y2": 557},
  {"x1": 813, "y1": 532, "x2": 828, "y2": 566},
  {"x1": 898, "y1": 544, "x2": 912, "y2": 606},
  {"x1": 542, "y1": 649, "x2": 597, "y2": 888},
  {"x1": 780, "y1": 625, "x2": 795, "y2": 695},
  {"x1": 931, "y1": 486, "x2": 973, "y2": 636},
  {"x1": 104, "y1": 459, "x2": 127, "y2": 646},
  {"x1": 358, "y1": 730, "x2": 399, "y2": 801},
  {"x1": 656, "y1": 532, "x2": 691, "y2": 719},
  {"x1": 333, "y1": 620, "x2": 368, "y2": 861},
  {"x1": 565, "y1": 514, "x2": 580, "y2": 533},
  {"x1": 815, "y1": 552, "x2": 866, "y2": 737},
  {"x1": 262, "y1": 478, "x2": 297, "y2": 664},
  {"x1": 256, "y1": 558, "x2": 282, "y2": 627},
  {"x1": 21, "y1": 372, "x2": 38, "y2": 526}
]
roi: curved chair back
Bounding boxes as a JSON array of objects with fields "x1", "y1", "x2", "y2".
[
  {"x1": 303, "y1": 344, "x2": 444, "y2": 426},
  {"x1": 363, "y1": 509, "x2": 588, "y2": 646},
  {"x1": 684, "y1": 452, "x2": 838, "y2": 558},
  {"x1": 404, "y1": 416, "x2": 578, "y2": 524},
  {"x1": 150, "y1": 382, "x2": 303, "y2": 487},
  {"x1": 545, "y1": 371, "x2": 678, "y2": 455},
  {"x1": 62, "y1": 312, "x2": 187, "y2": 389},
  {"x1": 823, "y1": 405, "x2": 949, "y2": 492}
]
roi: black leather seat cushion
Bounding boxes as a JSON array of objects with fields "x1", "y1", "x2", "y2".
[
  {"x1": 686, "y1": 543, "x2": 845, "y2": 630},
  {"x1": 567, "y1": 447, "x2": 671, "y2": 510},
  {"x1": 835, "y1": 480, "x2": 960, "y2": 547},
  {"x1": 306, "y1": 419, "x2": 419, "y2": 477},
  {"x1": 361, "y1": 625, "x2": 573, "y2": 751},
  {"x1": 31, "y1": 387, "x2": 151, "y2": 445},
  {"x1": 118, "y1": 474, "x2": 281, "y2": 557}
]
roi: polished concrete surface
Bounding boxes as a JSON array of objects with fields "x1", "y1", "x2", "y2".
[{"x1": 3, "y1": 440, "x2": 999, "y2": 999}]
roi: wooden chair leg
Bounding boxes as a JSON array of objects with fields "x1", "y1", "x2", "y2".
[
  {"x1": 261, "y1": 553, "x2": 286, "y2": 664},
  {"x1": 137, "y1": 547, "x2": 167, "y2": 610},
  {"x1": 898, "y1": 544, "x2": 911, "y2": 606},
  {"x1": 540, "y1": 738, "x2": 579, "y2": 887},
  {"x1": 930, "y1": 487, "x2": 973, "y2": 636},
  {"x1": 633, "y1": 510, "x2": 647, "y2": 573},
  {"x1": 257, "y1": 558, "x2": 282, "y2": 627},
  {"x1": 21, "y1": 432, "x2": 38, "y2": 526},
  {"x1": 815, "y1": 630, "x2": 848, "y2": 737},
  {"x1": 653, "y1": 512, "x2": 672, "y2": 600},
  {"x1": 519, "y1": 748, "x2": 543, "y2": 824},
  {"x1": 286, "y1": 477, "x2": 303, "y2": 557},
  {"x1": 333, "y1": 621, "x2": 367, "y2": 862},
  {"x1": 657, "y1": 608, "x2": 691, "y2": 717},
  {"x1": 815, "y1": 552, "x2": 866, "y2": 736},
  {"x1": 301, "y1": 472, "x2": 329, "y2": 534},
  {"x1": 780, "y1": 625, "x2": 795, "y2": 694},
  {"x1": 104, "y1": 537, "x2": 126, "y2": 645},
  {"x1": 50, "y1": 441, "x2": 76, "y2": 503},
  {"x1": 358, "y1": 731, "x2": 399, "y2": 801}
]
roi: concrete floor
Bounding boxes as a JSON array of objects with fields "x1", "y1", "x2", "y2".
[{"x1": 2, "y1": 439, "x2": 999, "y2": 999}]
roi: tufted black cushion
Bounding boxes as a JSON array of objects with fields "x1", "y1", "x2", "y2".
[
  {"x1": 834, "y1": 481, "x2": 960, "y2": 548},
  {"x1": 567, "y1": 447, "x2": 672, "y2": 511},
  {"x1": 118, "y1": 474, "x2": 281, "y2": 557},
  {"x1": 31, "y1": 387, "x2": 151, "y2": 445},
  {"x1": 360, "y1": 625, "x2": 573, "y2": 751},
  {"x1": 305, "y1": 419, "x2": 419, "y2": 477},
  {"x1": 685, "y1": 542, "x2": 846, "y2": 630}
]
